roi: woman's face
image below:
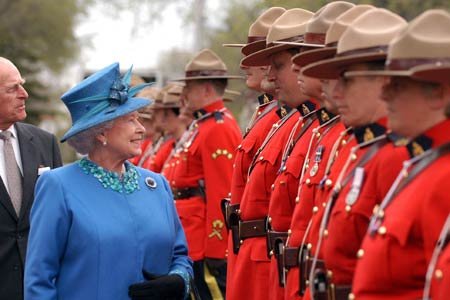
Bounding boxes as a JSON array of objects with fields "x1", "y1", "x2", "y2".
[{"x1": 102, "y1": 111, "x2": 145, "y2": 160}]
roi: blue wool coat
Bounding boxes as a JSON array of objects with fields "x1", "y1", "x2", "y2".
[{"x1": 24, "y1": 162, "x2": 192, "y2": 300}]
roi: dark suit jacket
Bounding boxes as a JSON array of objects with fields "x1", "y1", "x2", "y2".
[{"x1": 0, "y1": 122, "x2": 62, "y2": 300}]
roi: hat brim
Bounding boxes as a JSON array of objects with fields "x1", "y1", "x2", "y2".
[
  {"x1": 61, "y1": 97, "x2": 151, "y2": 142},
  {"x1": 222, "y1": 43, "x2": 245, "y2": 48},
  {"x1": 292, "y1": 47, "x2": 337, "y2": 68},
  {"x1": 273, "y1": 41, "x2": 325, "y2": 48},
  {"x1": 241, "y1": 40, "x2": 267, "y2": 56},
  {"x1": 343, "y1": 69, "x2": 412, "y2": 78},
  {"x1": 302, "y1": 52, "x2": 387, "y2": 79},
  {"x1": 172, "y1": 75, "x2": 244, "y2": 81},
  {"x1": 241, "y1": 43, "x2": 297, "y2": 67},
  {"x1": 411, "y1": 64, "x2": 450, "y2": 84}
]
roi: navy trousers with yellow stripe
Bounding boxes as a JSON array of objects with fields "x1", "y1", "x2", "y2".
[{"x1": 191, "y1": 259, "x2": 226, "y2": 300}]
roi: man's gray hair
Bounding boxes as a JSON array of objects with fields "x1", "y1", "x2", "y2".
[{"x1": 67, "y1": 120, "x2": 114, "y2": 155}]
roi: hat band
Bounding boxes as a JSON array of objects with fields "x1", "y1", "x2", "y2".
[
  {"x1": 267, "y1": 34, "x2": 305, "y2": 47},
  {"x1": 336, "y1": 45, "x2": 388, "y2": 58},
  {"x1": 185, "y1": 70, "x2": 227, "y2": 78},
  {"x1": 387, "y1": 58, "x2": 450, "y2": 71},
  {"x1": 247, "y1": 36, "x2": 266, "y2": 43},
  {"x1": 304, "y1": 32, "x2": 326, "y2": 45},
  {"x1": 325, "y1": 41, "x2": 338, "y2": 48}
]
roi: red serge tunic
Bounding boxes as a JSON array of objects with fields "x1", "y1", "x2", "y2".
[
  {"x1": 161, "y1": 100, "x2": 241, "y2": 261},
  {"x1": 353, "y1": 119, "x2": 450, "y2": 300},
  {"x1": 227, "y1": 101, "x2": 317, "y2": 300},
  {"x1": 285, "y1": 123, "x2": 350, "y2": 300},
  {"x1": 142, "y1": 137, "x2": 175, "y2": 173}
]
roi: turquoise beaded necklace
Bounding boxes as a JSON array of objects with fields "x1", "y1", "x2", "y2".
[{"x1": 78, "y1": 157, "x2": 140, "y2": 194}]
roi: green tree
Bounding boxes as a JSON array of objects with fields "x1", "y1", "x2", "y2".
[{"x1": 0, "y1": 0, "x2": 89, "y2": 123}]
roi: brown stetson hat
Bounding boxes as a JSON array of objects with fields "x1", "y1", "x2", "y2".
[
  {"x1": 223, "y1": 7, "x2": 286, "y2": 56},
  {"x1": 302, "y1": 8, "x2": 407, "y2": 79},
  {"x1": 173, "y1": 48, "x2": 244, "y2": 81},
  {"x1": 160, "y1": 84, "x2": 183, "y2": 109},
  {"x1": 240, "y1": 8, "x2": 314, "y2": 67},
  {"x1": 275, "y1": 1, "x2": 355, "y2": 49},
  {"x1": 344, "y1": 9, "x2": 450, "y2": 84},
  {"x1": 152, "y1": 83, "x2": 179, "y2": 109},
  {"x1": 292, "y1": 5, "x2": 375, "y2": 68},
  {"x1": 136, "y1": 87, "x2": 160, "y2": 119}
]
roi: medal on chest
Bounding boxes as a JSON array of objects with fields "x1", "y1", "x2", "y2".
[
  {"x1": 310, "y1": 145, "x2": 324, "y2": 177},
  {"x1": 345, "y1": 167, "x2": 365, "y2": 207}
]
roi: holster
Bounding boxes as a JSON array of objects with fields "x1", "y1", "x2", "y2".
[
  {"x1": 221, "y1": 198, "x2": 239, "y2": 230},
  {"x1": 266, "y1": 229, "x2": 289, "y2": 259},
  {"x1": 273, "y1": 238, "x2": 287, "y2": 287},
  {"x1": 229, "y1": 211, "x2": 241, "y2": 254},
  {"x1": 298, "y1": 245, "x2": 310, "y2": 296},
  {"x1": 312, "y1": 268, "x2": 330, "y2": 300}
]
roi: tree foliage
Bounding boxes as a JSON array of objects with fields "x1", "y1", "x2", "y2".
[{"x1": 0, "y1": 0, "x2": 89, "y2": 122}]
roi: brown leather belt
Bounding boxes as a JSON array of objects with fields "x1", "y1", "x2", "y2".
[
  {"x1": 332, "y1": 285, "x2": 352, "y2": 300},
  {"x1": 283, "y1": 246, "x2": 300, "y2": 268},
  {"x1": 239, "y1": 219, "x2": 267, "y2": 239},
  {"x1": 172, "y1": 187, "x2": 204, "y2": 200}
]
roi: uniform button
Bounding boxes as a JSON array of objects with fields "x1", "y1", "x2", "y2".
[
  {"x1": 307, "y1": 243, "x2": 312, "y2": 250},
  {"x1": 259, "y1": 156, "x2": 264, "y2": 161},
  {"x1": 378, "y1": 226, "x2": 387, "y2": 235},
  {"x1": 282, "y1": 166, "x2": 287, "y2": 171},
  {"x1": 171, "y1": 181, "x2": 176, "y2": 185},
  {"x1": 268, "y1": 217, "x2": 272, "y2": 224},
  {"x1": 280, "y1": 180, "x2": 286, "y2": 186},
  {"x1": 238, "y1": 144, "x2": 242, "y2": 149},
  {"x1": 348, "y1": 293, "x2": 355, "y2": 300},
  {"x1": 228, "y1": 192, "x2": 231, "y2": 197},
  {"x1": 316, "y1": 132, "x2": 321, "y2": 138},
  {"x1": 271, "y1": 184, "x2": 275, "y2": 190},
  {"x1": 322, "y1": 202, "x2": 327, "y2": 207},
  {"x1": 327, "y1": 270, "x2": 333, "y2": 279},
  {"x1": 312, "y1": 206, "x2": 319, "y2": 214},
  {"x1": 435, "y1": 269, "x2": 443, "y2": 280},
  {"x1": 288, "y1": 229, "x2": 292, "y2": 236},
  {"x1": 341, "y1": 139, "x2": 347, "y2": 146},
  {"x1": 402, "y1": 169, "x2": 409, "y2": 178},
  {"x1": 257, "y1": 111, "x2": 262, "y2": 115},
  {"x1": 325, "y1": 179, "x2": 332, "y2": 187},
  {"x1": 295, "y1": 196, "x2": 300, "y2": 204},
  {"x1": 305, "y1": 178, "x2": 311, "y2": 186},
  {"x1": 323, "y1": 229, "x2": 328, "y2": 237},
  {"x1": 269, "y1": 250, "x2": 274, "y2": 257},
  {"x1": 273, "y1": 124, "x2": 278, "y2": 128},
  {"x1": 351, "y1": 153, "x2": 357, "y2": 161},
  {"x1": 356, "y1": 249, "x2": 364, "y2": 258},
  {"x1": 345, "y1": 205, "x2": 352, "y2": 213},
  {"x1": 240, "y1": 240, "x2": 244, "y2": 245}
]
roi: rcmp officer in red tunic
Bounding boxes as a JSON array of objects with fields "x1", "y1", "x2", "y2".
[
  {"x1": 142, "y1": 84, "x2": 188, "y2": 172},
  {"x1": 221, "y1": 6, "x2": 286, "y2": 296},
  {"x1": 295, "y1": 9, "x2": 410, "y2": 300},
  {"x1": 226, "y1": 9, "x2": 317, "y2": 300},
  {"x1": 256, "y1": 3, "x2": 355, "y2": 299},
  {"x1": 162, "y1": 49, "x2": 242, "y2": 299},
  {"x1": 281, "y1": 6, "x2": 375, "y2": 299},
  {"x1": 351, "y1": 9, "x2": 450, "y2": 300}
]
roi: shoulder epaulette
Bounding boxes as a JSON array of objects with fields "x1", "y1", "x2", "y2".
[{"x1": 213, "y1": 111, "x2": 224, "y2": 123}]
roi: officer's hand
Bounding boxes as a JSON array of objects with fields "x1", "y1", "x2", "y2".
[{"x1": 128, "y1": 271, "x2": 185, "y2": 300}]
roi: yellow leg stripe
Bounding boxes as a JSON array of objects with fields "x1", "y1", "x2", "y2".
[{"x1": 203, "y1": 263, "x2": 224, "y2": 300}]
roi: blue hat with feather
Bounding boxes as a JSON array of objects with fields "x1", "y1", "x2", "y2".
[{"x1": 60, "y1": 62, "x2": 152, "y2": 142}]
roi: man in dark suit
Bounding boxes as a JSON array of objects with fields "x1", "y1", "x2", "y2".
[{"x1": 0, "y1": 57, "x2": 62, "y2": 300}]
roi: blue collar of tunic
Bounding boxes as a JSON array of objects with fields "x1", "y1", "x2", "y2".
[{"x1": 78, "y1": 157, "x2": 140, "y2": 194}]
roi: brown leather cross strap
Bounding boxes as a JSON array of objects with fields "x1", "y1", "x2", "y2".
[
  {"x1": 239, "y1": 219, "x2": 267, "y2": 240},
  {"x1": 172, "y1": 186, "x2": 204, "y2": 200}
]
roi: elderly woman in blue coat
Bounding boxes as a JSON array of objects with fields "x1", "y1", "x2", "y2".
[{"x1": 24, "y1": 63, "x2": 193, "y2": 300}]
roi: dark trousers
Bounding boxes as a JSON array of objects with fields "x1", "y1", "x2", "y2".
[{"x1": 191, "y1": 259, "x2": 226, "y2": 300}]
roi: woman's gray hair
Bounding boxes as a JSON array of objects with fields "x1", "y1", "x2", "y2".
[{"x1": 67, "y1": 120, "x2": 115, "y2": 155}]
